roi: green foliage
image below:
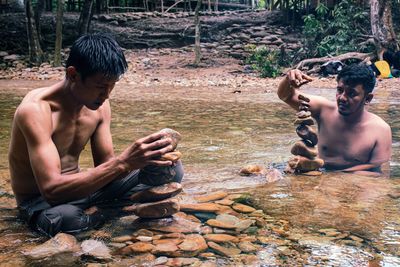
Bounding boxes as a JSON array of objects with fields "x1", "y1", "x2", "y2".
[
  {"x1": 302, "y1": 0, "x2": 370, "y2": 57},
  {"x1": 257, "y1": 0, "x2": 266, "y2": 9},
  {"x1": 245, "y1": 44, "x2": 281, "y2": 78}
]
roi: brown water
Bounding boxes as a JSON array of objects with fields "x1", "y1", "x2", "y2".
[{"x1": 0, "y1": 79, "x2": 399, "y2": 266}]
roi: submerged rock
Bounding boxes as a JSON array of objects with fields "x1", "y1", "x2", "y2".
[
  {"x1": 204, "y1": 234, "x2": 240, "y2": 243},
  {"x1": 194, "y1": 191, "x2": 229, "y2": 203},
  {"x1": 290, "y1": 140, "x2": 318, "y2": 158},
  {"x1": 239, "y1": 165, "x2": 265, "y2": 176},
  {"x1": 133, "y1": 215, "x2": 202, "y2": 233},
  {"x1": 207, "y1": 241, "x2": 241, "y2": 257},
  {"x1": 23, "y1": 233, "x2": 80, "y2": 266},
  {"x1": 180, "y1": 203, "x2": 222, "y2": 213},
  {"x1": 124, "y1": 198, "x2": 180, "y2": 219},
  {"x1": 232, "y1": 203, "x2": 256, "y2": 213},
  {"x1": 288, "y1": 156, "x2": 324, "y2": 172},
  {"x1": 80, "y1": 239, "x2": 112, "y2": 261}
]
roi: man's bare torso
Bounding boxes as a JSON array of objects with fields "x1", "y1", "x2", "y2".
[
  {"x1": 316, "y1": 105, "x2": 383, "y2": 170},
  {"x1": 9, "y1": 85, "x2": 103, "y2": 204}
]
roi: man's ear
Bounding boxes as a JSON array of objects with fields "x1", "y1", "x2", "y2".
[
  {"x1": 66, "y1": 66, "x2": 78, "y2": 81},
  {"x1": 365, "y1": 93, "x2": 374, "y2": 104}
]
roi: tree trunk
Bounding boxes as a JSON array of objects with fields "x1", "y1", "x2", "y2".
[
  {"x1": 214, "y1": 0, "x2": 218, "y2": 11},
  {"x1": 194, "y1": 0, "x2": 201, "y2": 65},
  {"x1": 77, "y1": 0, "x2": 94, "y2": 36},
  {"x1": 370, "y1": 0, "x2": 399, "y2": 54},
  {"x1": 25, "y1": 0, "x2": 43, "y2": 65},
  {"x1": 34, "y1": 0, "x2": 45, "y2": 43},
  {"x1": 54, "y1": 0, "x2": 64, "y2": 66}
]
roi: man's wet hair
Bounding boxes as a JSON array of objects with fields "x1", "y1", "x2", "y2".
[
  {"x1": 336, "y1": 63, "x2": 376, "y2": 94},
  {"x1": 66, "y1": 33, "x2": 128, "y2": 81}
]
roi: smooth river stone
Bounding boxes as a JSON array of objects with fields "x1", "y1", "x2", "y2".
[
  {"x1": 153, "y1": 238, "x2": 183, "y2": 245},
  {"x1": 296, "y1": 110, "x2": 311, "y2": 118},
  {"x1": 126, "y1": 198, "x2": 180, "y2": 219},
  {"x1": 238, "y1": 241, "x2": 258, "y2": 253},
  {"x1": 194, "y1": 191, "x2": 229, "y2": 203},
  {"x1": 301, "y1": 170, "x2": 323, "y2": 176},
  {"x1": 299, "y1": 100, "x2": 311, "y2": 108},
  {"x1": 139, "y1": 164, "x2": 179, "y2": 186},
  {"x1": 177, "y1": 234, "x2": 208, "y2": 257},
  {"x1": 112, "y1": 235, "x2": 134, "y2": 243},
  {"x1": 180, "y1": 203, "x2": 222, "y2": 213},
  {"x1": 290, "y1": 140, "x2": 318, "y2": 158},
  {"x1": 294, "y1": 116, "x2": 314, "y2": 126},
  {"x1": 23, "y1": 233, "x2": 81, "y2": 266},
  {"x1": 207, "y1": 242, "x2": 241, "y2": 257},
  {"x1": 296, "y1": 124, "x2": 318, "y2": 146},
  {"x1": 166, "y1": 258, "x2": 200, "y2": 266},
  {"x1": 298, "y1": 94, "x2": 310, "y2": 102},
  {"x1": 239, "y1": 165, "x2": 265, "y2": 176},
  {"x1": 265, "y1": 168, "x2": 283, "y2": 183},
  {"x1": 134, "y1": 215, "x2": 202, "y2": 234},
  {"x1": 204, "y1": 234, "x2": 240, "y2": 243},
  {"x1": 129, "y1": 182, "x2": 182, "y2": 203},
  {"x1": 206, "y1": 219, "x2": 237, "y2": 229},
  {"x1": 128, "y1": 242, "x2": 155, "y2": 253},
  {"x1": 152, "y1": 243, "x2": 179, "y2": 257},
  {"x1": 160, "y1": 151, "x2": 182, "y2": 162},
  {"x1": 288, "y1": 156, "x2": 324, "y2": 172},
  {"x1": 232, "y1": 203, "x2": 256, "y2": 213},
  {"x1": 215, "y1": 199, "x2": 234, "y2": 206},
  {"x1": 159, "y1": 128, "x2": 182, "y2": 150}
]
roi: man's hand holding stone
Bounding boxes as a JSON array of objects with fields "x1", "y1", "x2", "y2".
[
  {"x1": 119, "y1": 132, "x2": 174, "y2": 172},
  {"x1": 287, "y1": 69, "x2": 313, "y2": 88}
]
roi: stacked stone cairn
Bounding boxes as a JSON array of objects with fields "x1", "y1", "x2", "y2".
[
  {"x1": 286, "y1": 94, "x2": 324, "y2": 175},
  {"x1": 123, "y1": 128, "x2": 183, "y2": 219}
]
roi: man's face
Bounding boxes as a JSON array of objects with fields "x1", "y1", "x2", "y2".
[
  {"x1": 69, "y1": 70, "x2": 119, "y2": 110},
  {"x1": 336, "y1": 79, "x2": 371, "y2": 116}
]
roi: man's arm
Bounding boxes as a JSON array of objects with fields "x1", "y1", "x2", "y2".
[
  {"x1": 90, "y1": 100, "x2": 114, "y2": 166},
  {"x1": 277, "y1": 69, "x2": 332, "y2": 119},
  {"x1": 16, "y1": 102, "x2": 174, "y2": 205},
  {"x1": 341, "y1": 123, "x2": 392, "y2": 175}
]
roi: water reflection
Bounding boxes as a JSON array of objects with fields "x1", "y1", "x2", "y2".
[{"x1": 0, "y1": 80, "x2": 399, "y2": 265}]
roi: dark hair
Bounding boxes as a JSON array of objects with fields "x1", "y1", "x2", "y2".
[
  {"x1": 336, "y1": 63, "x2": 376, "y2": 94},
  {"x1": 66, "y1": 33, "x2": 128, "y2": 81}
]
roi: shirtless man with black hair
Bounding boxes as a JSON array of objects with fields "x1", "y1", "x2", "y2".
[
  {"x1": 277, "y1": 64, "x2": 392, "y2": 175},
  {"x1": 9, "y1": 33, "x2": 183, "y2": 236}
]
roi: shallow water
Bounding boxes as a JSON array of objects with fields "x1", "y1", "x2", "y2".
[{"x1": 0, "y1": 79, "x2": 399, "y2": 266}]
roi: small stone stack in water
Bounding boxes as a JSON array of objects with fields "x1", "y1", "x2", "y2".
[
  {"x1": 139, "y1": 128, "x2": 182, "y2": 186},
  {"x1": 286, "y1": 94, "x2": 324, "y2": 175},
  {"x1": 123, "y1": 128, "x2": 183, "y2": 219}
]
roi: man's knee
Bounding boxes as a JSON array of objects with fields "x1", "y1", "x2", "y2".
[{"x1": 35, "y1": 204, "x2": 92, "y2": 237}]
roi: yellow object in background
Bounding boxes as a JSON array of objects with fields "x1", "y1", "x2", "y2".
[{"x1": 374, "y1": 60, "x2": 392, "y2": 78}]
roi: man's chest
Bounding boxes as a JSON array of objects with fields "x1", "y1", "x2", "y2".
[
  {"x1": 51, "y1": 111, "x2": 100, "y2": 157},
  {"x1": 318, "y1": 120, "x2": 375, "y2": 163}
]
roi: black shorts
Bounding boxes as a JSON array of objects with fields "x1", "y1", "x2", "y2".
[{"x1": 18, "y1": 162, "x2": 184, "y2": 237}]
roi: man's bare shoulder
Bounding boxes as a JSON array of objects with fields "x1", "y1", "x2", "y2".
[
  {"x1": 15, "y1": 88, "x2": 53, "y2": 125},
  {"x1": 367, "y1": 112, "x2": 391, "y2": 132}
]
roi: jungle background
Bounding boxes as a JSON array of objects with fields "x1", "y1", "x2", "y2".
[{"x1": 0, "y1": 0, "x2": 399, "y2": 77}]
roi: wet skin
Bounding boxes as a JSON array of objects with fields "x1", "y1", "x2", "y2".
[
  {"x1": 277, "y1": 69, "x2": 392, "y2": 175},
  {"x1": 9, "y1": 67, "x2": 174, "y2": 206}
]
